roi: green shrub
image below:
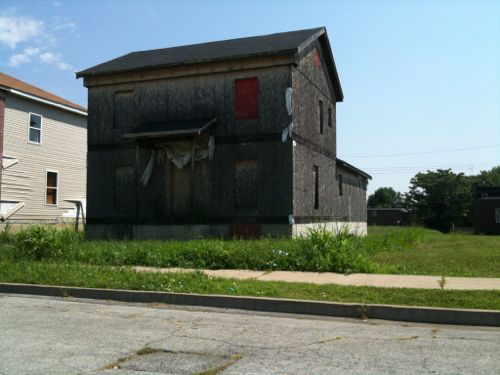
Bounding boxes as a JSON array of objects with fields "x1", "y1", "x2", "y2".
[{"x1": 13, "y1": 225, "x2": 81, "y2": 261}]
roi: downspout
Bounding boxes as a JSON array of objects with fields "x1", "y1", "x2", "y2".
[{"x1": 0, "y1": 95, "x2": 5, "y2": 204}]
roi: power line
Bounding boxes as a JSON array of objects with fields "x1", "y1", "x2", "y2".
[
  {"x1": 362, "y1": 160, "x2": 498, "y2": 171},
  {"x1": 365, "y1": 161, "x2": 499, "y2": 175},
  {"x1": 339, "y1": 144, "x2": 500, "y2": 158}
]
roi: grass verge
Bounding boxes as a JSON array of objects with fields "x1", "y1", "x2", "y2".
[
  {"x1": 2, "y1": 225, "x2": 499, "y2": 277},
  {"x1": 0, "y1": 260, "x2": 498, "y2": 310},
  {"x1": 367, "y1": 227, "x2": 500, "y2": 277}
]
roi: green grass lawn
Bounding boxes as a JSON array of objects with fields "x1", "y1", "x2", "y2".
[
  {"x1": 366, "y1": 227, "x2": 500, "y2": 277},
  {"x1": 1, "y1": 260, "x2": 498, "y2": 310},
  {"x1": 1, "y1": 226, "x2": 498, "y2": 310},
  {"x1": 1, "y1": 225, "x2": 499, "y2": 277}
]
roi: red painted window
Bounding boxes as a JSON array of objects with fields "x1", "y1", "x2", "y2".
[
  {"x1": 234, "y1": 77, "x2": 258, "y2": 120},
  {"x1": 315, "y1": 48, "x2": 320, "y2": 67}
]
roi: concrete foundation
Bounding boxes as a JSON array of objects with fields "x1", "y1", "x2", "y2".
[
  {"x1": 85, "y1": 221, "x2": 366, "y2": 240},
  {"x1": 292, "y1": 221, "x2": 367, "y2": 237}
]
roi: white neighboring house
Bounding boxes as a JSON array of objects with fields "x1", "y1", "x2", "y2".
[{"x1": 0, "y1": 72, "x2": 87, "y2": 226}]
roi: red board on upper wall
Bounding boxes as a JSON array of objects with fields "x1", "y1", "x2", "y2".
[{"x1": 235, "y1": 77, "x2": 259, "y2": 120}]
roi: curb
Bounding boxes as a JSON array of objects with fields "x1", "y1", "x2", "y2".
[{"x1": 1, "y1": 282, "x2": 499, "y2": 327}]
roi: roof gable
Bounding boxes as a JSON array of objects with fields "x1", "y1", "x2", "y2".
[
  {"x1": 0, "y1": 72, "x2": 86, "y2": 113},
  {"x1": 76, "y1": 27, "x2": 343, "y2": 101}
]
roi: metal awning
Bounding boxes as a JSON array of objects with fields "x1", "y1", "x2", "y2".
[{"x1": 124, "y1": 118, "x2": 216, "y2": 139}]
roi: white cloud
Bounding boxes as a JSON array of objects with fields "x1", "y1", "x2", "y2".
[
  {"x1": 1, "y1": 10, "x2": 76, "y2": 71},
  {"x1": 8, "y1": 46, "x2": 40, "y2": 66},
  {"x1": 53, "y1": 22, "x2": 76, "y2": 32},
  {"x1": 0, "y1": 15, "x2": 43, "y2": 49},
  {"x1": 40, "y1": 51, "x2": 72, "y2": 71},
  {"x1": 8, "y1": 52, "x2": 30, "y2": 66},
  {"x1": 24, "y1": 46, "x2": 39, "y2": 56}
]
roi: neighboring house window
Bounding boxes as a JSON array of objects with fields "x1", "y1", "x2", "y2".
[
  {"x1": 46, "y1": 171, "x2": 58, "y2": 205},
  {"x1": 235, "y1": 78, "x2": 258, "y2": 120},
  {"x1": 29, "y1": 113, "x2": 42, "y2": 144},
  {"x1": 328, "y1": 107, "x2": 332, "y2": 127},
  {"x1": 338, "y1": 174, "x2": 343, "y2": 196},
  {"x1": 313, "y1": 165, "x2": 319, "y2": 209},
  {"x1": 319, "y1": 100, "x2": 323, "y2": 135}
]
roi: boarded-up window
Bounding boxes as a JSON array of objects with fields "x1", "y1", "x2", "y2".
[
  {"x1": 235, "y1": 160, "x2": 257, "y2": 209},
  {"x1": 234, "y1": 78, "x2": 258, "y2": 120},
  {"x1": 113, "y1": 165, "x2": 135, "y2": 216},
  {"x1": 313, "y1": 165, "x2": 319, "y2": 209},
  {"x1": 171, "y1": 166, "x2": 191, "y2": 218},
  {"x1": 319, "y1": 100, "x2": 324, "y2": 135},
  {"x1": 113, "y1": 90, "x2": 134, "y2": 129},
  {"x1": 46, "y1": 171, "x2": 58, "y2": 205}
]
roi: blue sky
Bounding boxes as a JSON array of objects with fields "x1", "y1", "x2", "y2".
[{"x1": 1, "y1": 0, "x2": 499, "y2": 194}]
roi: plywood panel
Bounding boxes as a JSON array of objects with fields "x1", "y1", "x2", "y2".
[
  {"x1": 171, "y1": 166, "x2": 190, "y2": 217},
  {"x1": 234, "y1": 160, "x2": 257, "y2": 210},
  {"x1": 113, "y1": 165, "x2": 135, "y2": 217}
]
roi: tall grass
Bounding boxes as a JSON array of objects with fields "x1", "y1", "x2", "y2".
[
  {"x1": 1, "y1": 225, "x2": 424, "y2": 274},
  {"x1": 10, "y1": 225, "x2": 82, "y2": 261}
]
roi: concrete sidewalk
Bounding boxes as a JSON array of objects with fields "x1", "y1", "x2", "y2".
[{"x1": 133, "y1": 266, "x2": 500, "y2": 290}]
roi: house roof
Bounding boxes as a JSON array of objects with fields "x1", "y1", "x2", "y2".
[
  {"x1": 76, "y1": 27, "x2": 343, "y2": 101},
  {"x1": 337, "y1": 158, "x2": 372, "y2": 180},
  {"x1": 124, "y1": 118, "x2": 216, "y2": 139},
  {"x1": 0, "y1": 72, "x2": 86, "y2": 114}
]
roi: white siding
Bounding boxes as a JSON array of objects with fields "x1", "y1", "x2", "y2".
[{"x1": 1, "y1": 94, "x2": 87, "y2": 221}]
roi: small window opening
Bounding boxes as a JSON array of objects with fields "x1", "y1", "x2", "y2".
[
  {"x1": 328, "y1": 107, "x2": 332, "y2": 127},
  {"x1": 313, "y1": 165, "x2": 319, "y2": 209},
  {"x1": 338, "y1": 174, "x2": 343, "y2": 196},
  {"x1": 319, "y1": 100, "x2": 323, "y2": 135},
  {"x1": 315, "y1": 48, "x2": 320, "y2": 67}
]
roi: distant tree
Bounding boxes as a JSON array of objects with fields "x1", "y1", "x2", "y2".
[
  {"x1": 407, "y1": 169, "x2": 471, "y2": 232},
  {"x1": 471, "y1": 165, "x2": 500, "y2": 187},
  {"x1": 367, "y1": 187, "x2": 405, "y2": 208}
]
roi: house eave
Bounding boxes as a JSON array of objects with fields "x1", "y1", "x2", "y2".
[{"x1": 0, "y1": 86, "x2": 87, "y2": 116}]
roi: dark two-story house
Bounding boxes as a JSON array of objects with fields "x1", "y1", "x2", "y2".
[{"x1": 77, "y1": 27, "x2": 371, "y2": 239}]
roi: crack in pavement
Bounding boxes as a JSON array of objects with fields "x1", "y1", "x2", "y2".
[
  {"x1": 166, "y1": 331, "x2": 497, "y2": 351},
  {"x1": 170, "y1": 333, "x2": 345, "y2": 350}
]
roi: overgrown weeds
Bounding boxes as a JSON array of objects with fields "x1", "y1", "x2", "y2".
[
  {"x1": 10, "y1": 225, "x2": 82, "y2": 261},
  {"x1": 0, "y1": 224, "x2": 429, "y2": 275}
]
